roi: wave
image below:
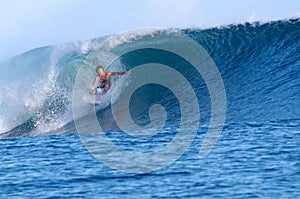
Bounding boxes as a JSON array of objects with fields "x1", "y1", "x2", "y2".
[{"x1": 0, "y1": 18, "x2": 299, "y2": 138}]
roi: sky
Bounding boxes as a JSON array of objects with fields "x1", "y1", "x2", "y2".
[{"x1": 0, "y1": 0, "x2": 299, "y2": 62}]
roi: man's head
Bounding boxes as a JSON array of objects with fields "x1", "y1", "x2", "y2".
[{"x1": 96, "y1": 65, "x2": 104, "y2": 74}]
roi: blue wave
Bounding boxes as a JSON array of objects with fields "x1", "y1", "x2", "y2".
[{"x1": 0, "y1": 18, "x2": 299, "y2": 138}]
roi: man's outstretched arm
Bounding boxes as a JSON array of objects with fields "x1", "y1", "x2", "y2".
[{"x1": 108, "y1": 71, "x2": 127, "y2": 76}]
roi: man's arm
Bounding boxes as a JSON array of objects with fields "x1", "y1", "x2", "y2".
[
  {"x1": 90, "y1": 76, "x2": 99, "y2": 94},
  {"x1": 108, "y1": 71, "x2": 127, "y2": 76}
]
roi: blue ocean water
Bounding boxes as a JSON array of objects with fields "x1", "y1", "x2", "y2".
[
  {"x1": 0, "y1": 18, "x2": 299, "y2": 198},
  {"x1": 1, "y1": 122, "x2": 299, "y2": 198}
]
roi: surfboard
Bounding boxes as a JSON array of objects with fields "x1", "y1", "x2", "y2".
[{"x1": 82, "y1": 93, "x2": 102, "y2": 104}]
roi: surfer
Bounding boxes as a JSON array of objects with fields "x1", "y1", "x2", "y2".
[{"x1": 90, "y1": 65, "x2": 127, "y2": 95}]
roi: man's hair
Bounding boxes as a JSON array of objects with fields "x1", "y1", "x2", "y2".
[{"x1": 96, "y1": 65, "x2": 104, "y2": 72}]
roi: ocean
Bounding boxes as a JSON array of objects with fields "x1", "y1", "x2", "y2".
[{"x1": 0, "y1": 18, "x2": 299, "y2": 198}]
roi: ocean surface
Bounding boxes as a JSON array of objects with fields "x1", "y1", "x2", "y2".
[{"x1": 0, "y1": 18, "x2": 299, "y2": 198}]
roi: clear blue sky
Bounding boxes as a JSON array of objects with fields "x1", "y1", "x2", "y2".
[{"x1": 0, "y1": 0, "x2": 299, "y2": 62}]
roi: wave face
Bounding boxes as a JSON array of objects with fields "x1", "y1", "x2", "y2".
[{"x1": 0, "y1": 18, "x2": 299, "y2": 138}]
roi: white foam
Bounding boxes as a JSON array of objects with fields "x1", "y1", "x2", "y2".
[{"x1": 102, "y1": 28, "x2": 179, "y2": 49}]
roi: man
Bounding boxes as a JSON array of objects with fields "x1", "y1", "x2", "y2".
[{"x1": 90, "y1": 65, "x2": 127, "y2": 95}]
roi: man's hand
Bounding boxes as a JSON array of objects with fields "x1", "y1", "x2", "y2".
[{"x1": 89, "y1": 89, "x2": 95, "y2": 95}]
